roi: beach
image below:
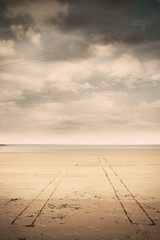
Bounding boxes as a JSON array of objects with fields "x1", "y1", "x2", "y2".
[{"x1": 0, "y1": 146, "x2": 160, "y2": 240}]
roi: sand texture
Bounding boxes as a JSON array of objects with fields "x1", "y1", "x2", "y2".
[{"x1": 0, "y1": 148, "x2": 160, "y2": 240}]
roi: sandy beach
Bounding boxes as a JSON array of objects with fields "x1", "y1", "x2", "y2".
[{"x1": 0, "y1": 147, "x2": 160, "y2": 240}]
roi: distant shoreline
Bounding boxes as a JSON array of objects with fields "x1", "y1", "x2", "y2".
[
  {"x1": 0, "y1": 144, "x2": 7, "y2": 146},
  {"x1": 1, "y1": 144, "x2": 160, "y2": 147}
]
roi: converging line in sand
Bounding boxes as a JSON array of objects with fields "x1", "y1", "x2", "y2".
[
  {"x1": 11, "y1": 171, "x2": 65, "y2": 226},
  {"x1": 98, "y1": 158, "x2": 156, "y2": 226},
  {"x1": 28, "y1": 172, "x2": 66, "y2": 227}
]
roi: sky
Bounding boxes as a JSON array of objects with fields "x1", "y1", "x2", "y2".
[{"x1": 0, "y1": 0, "x2": 160, "y2": 144}]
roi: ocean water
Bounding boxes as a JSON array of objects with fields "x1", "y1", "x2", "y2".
[{"x1": 0, "y1": 144, "x2": 160, "y2": 152}]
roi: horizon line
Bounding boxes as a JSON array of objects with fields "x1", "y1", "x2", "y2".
[{"x1": 1, "y1": 143, "x2": 160, "y2": 146}]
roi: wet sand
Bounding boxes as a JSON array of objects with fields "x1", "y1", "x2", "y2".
[{"x1": 0, "y1": 148, "x2": 160, "y2": 240}]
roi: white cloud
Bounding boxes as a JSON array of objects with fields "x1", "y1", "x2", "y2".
[
  {"x1": 11, "y1": 25, "x2": 24, "y2": 40},
  {"x1": 90, "y1": 43, "x2": 116, "y2": 58},
  {"x1": 26, "y1": 27, "x2": 41, "y2": 46},
  {"x1": 97, "y1": 53, "x2": 141, "y2": 79},
  {"x1": 0, "y1": 63, "x2": 46, "y2": 91},
  {"x1": 0, "y1": 89, "x2": 24, "y2": 101},
  {"x1": 0, "y1": 37, "x2": 160, "y2": 141},
  {"x1": 151, "y1": 73, "x2": 160, "y2": 81},
  {"x1": 137, "y1": 99, "x2": 160, "y2": 111},
  {"x1": 0, "y1": 101, "x2": 21, "y2": 114},
  {"x1": 128, "y1": 121, "x2": 160, "y2": 128},
  {"x1": 1, "y1": 41, "x2": 159, "y2": 96},
  {"x1": 51, "y1": 81, "x2": 94, "y2": 93},
  {"x1": 0, "y1": 40, "x2": 15, "y2": 59},
  {"x1": 110, "y1": 54, "x2": 140, "y2": 77}
]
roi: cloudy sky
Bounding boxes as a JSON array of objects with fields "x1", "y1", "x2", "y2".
[{"x1": 0, "y1": 0, "x2": 160, "y2": 144}]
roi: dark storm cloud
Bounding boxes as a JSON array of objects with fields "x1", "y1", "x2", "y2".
[
  {"x1": 0, "y1": 0, "x2": 34, "y2": 40},
  {"x1": 1, "y1": 0, "x2": 160, "y2": 43},
  {"x1": 64, "y1": 0, "x2": 160, "y2": 44},
  {"x1": 0, "y1": 1, "x2": 13, "y2": 39},
  {"x1": 1, "y1": 0, "x2": 160, "y2": 61},
  {"x1": 1, "y1": 0, "x2": 69, "y2": 29}
]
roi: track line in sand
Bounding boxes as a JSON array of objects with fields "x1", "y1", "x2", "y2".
[
  {"x1": 11, "y1": 171, "x2": 63, "y2": 225},
  {"x1": 76, "y1": 163, "x2": 100, "y2": 166},
  {"x1": 98, "y1": 158, "x2": 156, "y2": 225},
  {"x1": 104, "y1": 158, "x2": 155, "y2": 225},
  {"x1": 27, "y1": 172, "x2": 65, "y2": 227},
  {"x1": 108, "y1": 163, "x2": 156, "y2": 225},
  {"x1": 98, "y1": 158, "x2": 133, "y2": 224},
  {"x1": 107, "y1": 164, "x2": 160, "y2": 166}
]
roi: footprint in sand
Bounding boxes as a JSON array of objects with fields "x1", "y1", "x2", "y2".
[
  {"x1": 18, "y1": 238, "x2": 28, "y2": 240},
  {"x1": 10, "y1": 198, "x2": 19, "y2": 202}
]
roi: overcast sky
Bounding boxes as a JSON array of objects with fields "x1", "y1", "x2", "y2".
[{"x1": 0, "y1": 0, "x2": 160, "y2": 144}]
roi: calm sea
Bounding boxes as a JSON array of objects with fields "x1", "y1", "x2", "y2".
[{"x1": 0, "y1": 144, "x2": 160, "y2": 152}]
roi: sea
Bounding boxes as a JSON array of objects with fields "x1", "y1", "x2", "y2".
[{"x1": 0, "y1": 144, "x2": 160, "y2": 152}]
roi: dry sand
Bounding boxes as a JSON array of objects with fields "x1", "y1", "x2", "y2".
[{"x1": 0, "y1": 147, "x2": 160, "y2": 240}]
